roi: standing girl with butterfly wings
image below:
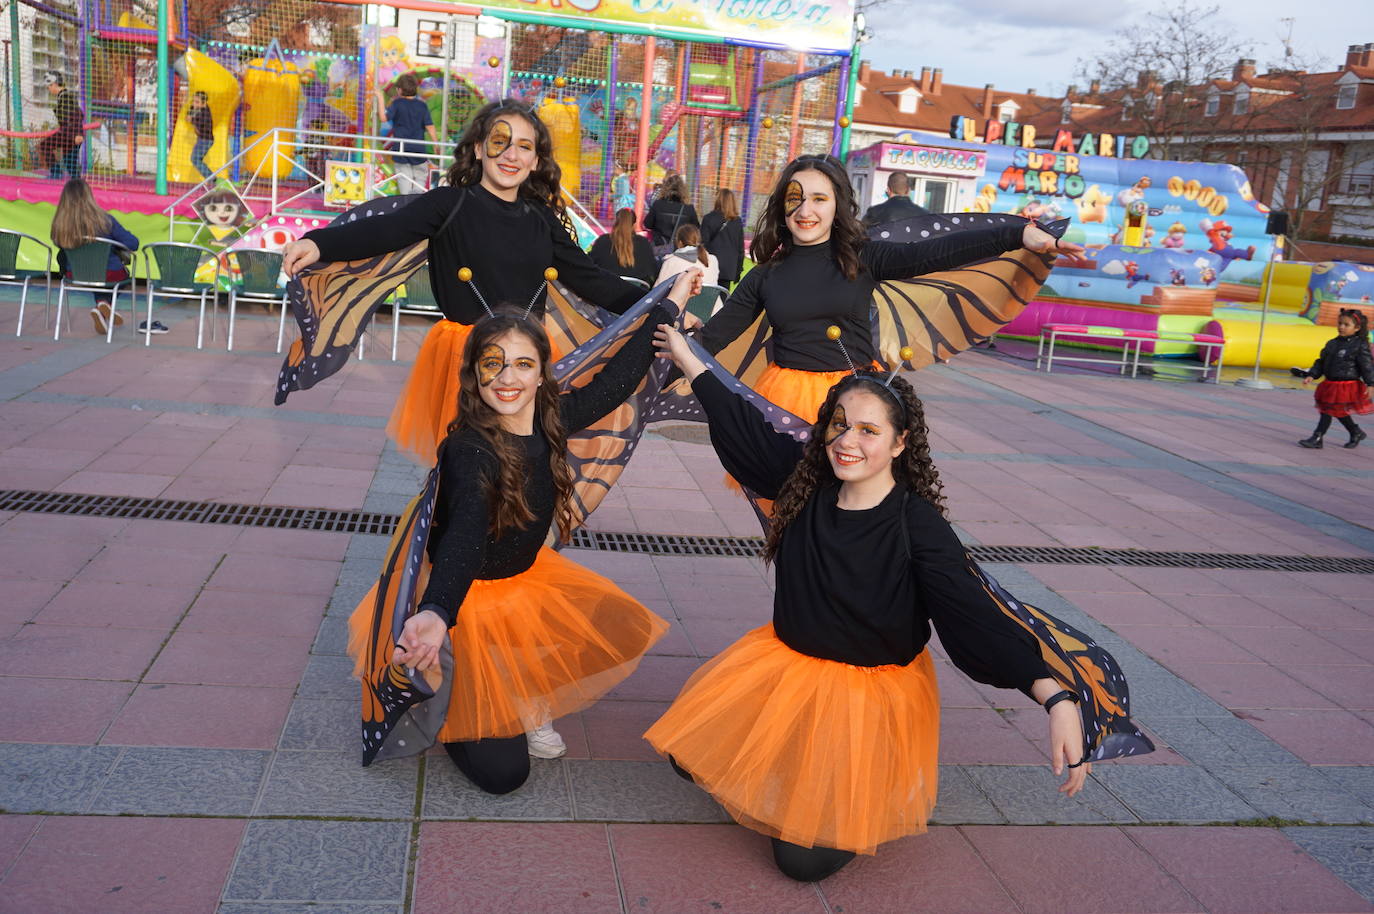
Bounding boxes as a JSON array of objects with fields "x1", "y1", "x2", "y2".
[
  {"x1": 281, "y1": 99, "x2": 648, "y2": 464},
  {"x1": 645, "y1": 324, "x2": 1113, "y2": 882},
  {"x1": 349, "y1": 270, "x2": 696, "y2": 791},
  {"x1": 699, "y1": 155, "x2": 1085, "y2": 429}
]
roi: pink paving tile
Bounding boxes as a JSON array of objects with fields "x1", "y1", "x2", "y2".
[
  {"x1": 1061, "y1": 592, "x2": 1196, "y2": 627},
  {"x1": 1285, "y1": 664, "x2": 1374, "y2": 710},
  {"x1": 1166, "y1": 661, "x2": 1341, "y2": 710},
  {"x1": 0, "y1": 512, "x2": 128, "y2": 543},
  {"x1": 1245, "y1": 708, "x2": 1374, "y2": 765},
  {"x1": 230, "y1": 527, "x2": 351, "y2": 561},
  {"x1": 158, "y1": 475, "x2": 271, "y2": 504},
  {"x1": 1217, "y1": 626, "x2": 1366, "y2": 666},
  {"x1": 960, "y1": 826, "x2": 1202, "y2": 914},
  {"x1": 680, "y1": 617, "x2": 760, "y2": 657},
  {"x1": 0, "y1": 580, "x2": 64, "y2": 625},
  {"x1": 111, "y1": 519, "x2": 241, "y2": 551},
  {"x1": 1312, "y1": 627, "x2": 1374, "y2": 664},
  {"x1": 0, "y1": 538, "x2": 104, "y2": 582},
  {"x1": 1130, "y1": 826, "x2": 1374, "y2": 913},
  {"x1": 205, "y1": 553, "x2": 340, "y2": 597},
  {"x1": 581, "y1": 700, "x2": 670, "y2": 761},
  {"x1": 73, "y1": 544, "x2": 224, "y2": 589},
  {"x1": 1, "y1": 816, "x2": 245, "y2": 914},
  {"x1": 821, "y1": 828, "x2": 1019, "y2": 914},
  {"x1": 1254, "y1": 594, "x2": 1374, "y2": 629},
  {"x1": 610, "y1": 824, "x2": 828, "y2": 913},
  {"x1": 0, "y1": 624, "x2": 167, "y2": 680},
  {"x1": 101, "y1": 683, "x2": 293, "y2": 749},
  {"x1": 0, "y1": 815, "x2": 42, "y2": 874},
  {"x1": 604, "y1": 655, "x2": 703, "y2": 701},
  {"x1": 414, "y1": 823, "x2": 620, "y2": 914},
  {"x1": 1160, "y1": 593, "x2": 1301, "y2": 628},
  {"x1": 938, "y1": 708, "x2": 1046, "y2": 765},
  {"x1": 1109, "y1": 625, "x2": 1260, "y2": 665},
  {"x1": 179, "y1": 589, "x2": 326, "y2": 638},
  {"x1": 0, "y1": 677, "x2": 134, "y2": 744},
  {"x1": 54, "y1": 470, "x2": 174, "y2": 498},
  {"x1": 143, "y1": 631, "x2": 314, "y2": 687},
  {"x1": 1025, "y1": 565, "x2": 1142, "y2": 593},
  {"x1": 288, "y1": 447, "x2": 381, "y2": 470},
  {"x1": 261, "y1": 482, "x2": 367, "y2": 511},
  {"x1": 35, "y1": 582, "x2": 199, "y2": 630},
  {"x1": 933, "y1": 662, "x2": 993, "y2": 709}
]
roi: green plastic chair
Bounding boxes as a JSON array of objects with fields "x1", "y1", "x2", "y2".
[
  {"x1": 684, "y1": 283, "x2": 728, "y2": 323},
  {"x1": 1, "y1": 229, "x2": 55, "y2": 337},
  {"x1": 55, "y1": 237, "x2": 135, "y2": 342},
  {"x1": 391, "y1": 268, "x2": 442, "y2": 361},
  {"x1": 143, "y1": 242, "x2": 220, "y2": 348},
  {"x1": 225, "y1": 249, "x2": 286, "y2": 352}
]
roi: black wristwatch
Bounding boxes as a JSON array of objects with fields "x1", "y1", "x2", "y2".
[{"x1": 1043, "y1": 690, "x2": 1080, "y2": 714}]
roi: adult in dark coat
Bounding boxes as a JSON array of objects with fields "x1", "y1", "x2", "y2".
[{"x1": 862, "y1": 172, "x2": 929, "y2": 226}]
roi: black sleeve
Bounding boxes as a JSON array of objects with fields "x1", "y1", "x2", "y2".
[
  {"x1": 690, "y1": 370, "x2": 804, "y2": 498},
  {"x1": 418, "y1": 441, "x2": 495, "y2": 625},
  {"x1": 700, "y1": 265, "x2": 765, "y2": 355},
  {"x1": 700, "y1": 213, "x2": 720, "y2": 246},
  {"x1": 634, "y1": 237, "x2": 657, "y2": 283},
  {"x1": 734, "y1": 222, "x2": 745, "y2": 277},
  {"x1": 906, "y1": 497, "x2": 1048, "y2": 690},
  {"x1": 305, "y1": 186, "x2": 459, "y2": 261},
  {"x1": 1357, "y1": 343, "x2": 1374, "y2": 386},
  {"x1": 641, "y1": 200, "x2": 658, "y2": 233},
  {"x1": 560, "y1": 305, "x2": 672, "y2": 432},
  {"x1": 1308, "y1": 342, "x2": 1329, "y2": 381},
  {"x1": 685, "y1": 205, "x2": 700, "y2": 227},
  {"x1": 544, "y1": 206, "x2": 643, "y2": 314},
  {"x1": 860, "y1": 223, "x2": 1026, "y2": 281}
]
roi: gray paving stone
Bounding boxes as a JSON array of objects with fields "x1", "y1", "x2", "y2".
[
  {"x1": 346, "y1": 534, "x2": 392, "y2": 561},
  {"x1": 87, "y1": 747, "x2": 270, "y2": 815},
  {"x1": 361, "y1": 493, "x2": 412, "y2": 516},
  {"x1": 928, "y1": 765, "x2": 1005, "y2": 825},
  {"x1": 0, "y1": 744, "x2": 120, "y2": 813},
  {"x1": 256, "y1": 750, "x2": 416, "y2": 818},
  {"x1": 1092, "y1": 764, "x2": 1258, "y2": 823},
  {"x1": 224, "y1": 820, "x2": 411, "y2": 903},
  {"x1": 1122, "y1": 668, "x2": 1231, "y2": 720},
  {"x1": 1145, "y1": 715, "x2": 1304, "y2": 767},
  {"x1": 1282, "y1": 826, "x2": 1374, "y2": 904},
  {"x1": 327, "y1": 582, "x2": 373, "y2": 617},
  {"x1": 280, "y1": 698, "x2": 359, "y2": 752},
  {"x1": 313, "y1": 615, "x2": 350, "y2": 656},
  {"x1": 1317, "y1": 766, "x2": 1374, "y2": 814},
  {"x1": 424, "y1": 754, "x2": 573, "y2": 820},
  {"x1": 218, "y1": 906, "x2": 402, "y2": 914},
  {"x1": 299, "y1": 653, "x2": 359, "y2": 700},
  {"x1": 964, "y1": 765, "x2": 1138, "y2": 825},
  {"x1": 567, "y1": 758, "x2": 731, "y2": 823},
  {"x1": 1210, "y1": 766, "x2": 1374, "y2": 824}
]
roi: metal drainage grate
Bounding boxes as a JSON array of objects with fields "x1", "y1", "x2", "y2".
[{"x1": 3, "y1": 488, "x2": 1372, "y2": 573}]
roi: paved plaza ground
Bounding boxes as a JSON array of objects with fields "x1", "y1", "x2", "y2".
[{"x1": 1, "y1": 293, "x2": 1372, "y2": 913}]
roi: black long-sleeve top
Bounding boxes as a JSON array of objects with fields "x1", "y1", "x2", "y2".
[
  {"x1": 190, "y1": 106, "x2": 215, "y2": 142},
  {"x1": 417, "y1": 305, "x2": 671, "y2": 624},
  {"x1": 589, "y1": 232, "x2": 657, "y2": 285},
  {"x1": 1307, "y1": 334, "x2": 1374, "y2": 384},
  {"x1": 691, "y1": 370, "x2": 1047, "y2": 686},
  {"x1": 642, "y1": 198, "x2": 699, "y2": 248},
  {"x1": 304, "y1": 184, "x2": 643, "y2": 324},
  {"x1": 701, "y1": 225, "x2": 1025, "y2": 372},
  {"x1": 700, "y1": 211, "x2": 745, "y2": 286}
]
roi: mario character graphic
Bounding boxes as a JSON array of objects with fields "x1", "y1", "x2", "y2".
[
  {"x1": 1124, "y1": 260, "x2": 1151, "y2": 289},
  {"x1": 1200, "y1": 218, "x2": 1256, "y2": 273},
  {"x1": 1161, "y1": 222, "x2": 1187, "y2": 249}
]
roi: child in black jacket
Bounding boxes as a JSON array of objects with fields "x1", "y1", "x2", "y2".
[{"x1": 1296, "y1": 308, "x2": 1374, "y2": 449}]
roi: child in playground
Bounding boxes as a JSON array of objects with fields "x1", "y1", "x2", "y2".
[
  {"x1": 39, "y1": 71, "x2": 83, "y2": 180},
  {"x1": 187, "y1": 91, "x2": 215, "y2": 181},
  {"x1": 589, "y1": 207, "x2": 656, "y2": 285},
  {"x1": 647, "y1": 323, "x2": 1095, "y2": 881},
  {"x1": 700, "y1": 187, "x2": 745, "y2": 288},
  {"x1": 1295, "y1": 308, "x2": 1374, "y2": 449},
  {"x1": 656, "y1": 224, "x2": 719, "y2": 291},
  {"x1": 49, "y1": 179, "x2": 152, "y2": 334},
  {"x1": 643, "y1": 173, "x2": 699, "y2": 256},
  {"x1": 355, "y1": 271, "x2": 697, "y2": 789},
  {"x1": 377, "y1": 72, "x2": 438, "y2": 194}
]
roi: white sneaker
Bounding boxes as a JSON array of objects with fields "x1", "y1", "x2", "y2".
[{"x1": 526, "y1": 722, "x2": 567, "y2": 759}]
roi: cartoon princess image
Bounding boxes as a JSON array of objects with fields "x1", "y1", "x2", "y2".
[
  {"x1": 377, "y1": 35, "x2": 414, "y2": 87},
  {"x1": 1161, "y1": 222, "x2": 1187, "y2": 249}
]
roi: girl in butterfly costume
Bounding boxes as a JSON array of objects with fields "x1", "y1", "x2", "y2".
[
  {"x1": 698, "y1": 154, "x2": 1085, "y2": 430},
  {"x1": 282, "y1": 100, "x2": 647, "y2": 464},
  {"x1": 645, "y1": 324, "x2": 1151, "y2": 882},
  {"x1": 348, "y1": 270, "x2": 698, "y2": 791}
]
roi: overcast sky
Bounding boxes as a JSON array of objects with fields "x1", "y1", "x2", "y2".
[{"x1": 860, "y1": 0, "x2": 1361, "y2": 94}]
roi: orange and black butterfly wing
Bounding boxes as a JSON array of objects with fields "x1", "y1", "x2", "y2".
[
  {"x1": 969, "y1": 563, "x2": 1154, "y2": 762},
  {"x1": 275, "y1": 195, "x2": 429, "y2": 405},
  {"x1": 869, "y1": 214, "x2": 1061, "y2": 370}
]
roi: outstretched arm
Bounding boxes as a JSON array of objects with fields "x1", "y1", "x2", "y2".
[
  {"x1": 699, "y1": 266, "x2": 765, "y2": 356},
  {"x1": 546, "y1": 206, "x2": 647, "y2": 315},
  {"x1": 284, "y1": 186, "x2": 458, "y2": 276},
  {"x1": 862, "y1": 220, "x2": 1085, "y2": 280}
]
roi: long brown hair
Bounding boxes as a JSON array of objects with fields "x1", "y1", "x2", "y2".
[
  {"x1": 50, "y1": 179, "x2": 111, "y2": 250},
  {"x1": 674, "y1": 224, "x2": 709, "y2": 265},
  {"x1": 751, "y1": 154, "x2": 865, "y2": 281},
  {"x1": 445, "y1": 100, "x2": 569, "y2": 229},
  {"x1": 451, "y1": 313, "x2": 576, "y2": 543},
  {"x1": 658, "y1": 173, "x2": 687, "y2": 203},
  {"x1": 610, "y1": 207, "x2": 637, "y2": 269},
  {"x1": 712, "y1": 187, "x2": 739, "y2": 221},
  {"x1": 762, "y1": 374, "x2": 944, "y2": 563}
]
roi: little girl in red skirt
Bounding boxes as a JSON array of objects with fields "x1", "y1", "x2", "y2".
[{"x1": 1296, "y1": 308, "x2": 1374, "y2": 449}]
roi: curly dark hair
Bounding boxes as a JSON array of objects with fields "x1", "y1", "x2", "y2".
[
  {"x1": 1338, "y1": 307, "x2": 1370, "y2": 336},
  {"x1": 762, "y1": 373, "x2": 944, "y2": 563},
  {"x1": 751, "y1": 154, "x2": 866, "y2": 281},
  {"x1": 445, "y1": 99, "x2": 571, "y2": 233},
  {"x1": 451, "y1": 311, "x2": 576, "y2": 544}
]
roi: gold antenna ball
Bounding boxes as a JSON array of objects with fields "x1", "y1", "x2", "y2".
[
  {"x1": 838, "y1": 115, "x2": 850, "y2": 127},
  {"x1": 487, "y1": 56, "x2": 501, "y2": 68},
  {"x1": 899, "y1": 346, "x2": 915, "y2": 362},
  {"x1": 553, "y1": 76, "x2": 567, "y2": 88},
  {"x1": 825, "y1": 325, "x2": 842, "y2": 340},
  {"x1": 457, "y1": 267, "x2": 473, "y2": 282},
  {"x1": 544, "y1": 267, "x2": 559, "y2": 281},
  {"x1": 762, "y1": 116, "x2": 775, "y2": 128}
]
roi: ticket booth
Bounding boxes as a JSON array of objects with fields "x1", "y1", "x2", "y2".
[{"x1": 847, "y1": 141, "x2": 987, "y2": 213}]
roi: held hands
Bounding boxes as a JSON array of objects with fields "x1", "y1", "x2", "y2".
[
  {"x1": 1047, "y1": 700, "x2": 1092, "y2": 796},
  {"x1": 666, "y1": 269, "x2": 705, "y2": 330},
  {"x1": 392, "y1": 609, "x2": 448, "y2": 672},
  {"x1": 1022, "y1": 222, "x2": 1088, "y2": 265},
  {"x1": 654, "y1": 322, "x2": 708, "y2": 382},
  {"x1": 282, "y1": 239, "x2": 322, "y2": 278}
]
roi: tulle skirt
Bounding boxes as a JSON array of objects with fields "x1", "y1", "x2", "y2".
[
  {"x1": 644, "y1": 624, "x2": 940, "y2": 855},
  {"x1": 348, "y1": 547, "x2": 668, "y2": 742},
  {"x1": 386, "y1": 320, "x2": 472, "y2": 465},
  {"x1": 1314, "y1": 379, "x2": 1373, "y2": 418}
]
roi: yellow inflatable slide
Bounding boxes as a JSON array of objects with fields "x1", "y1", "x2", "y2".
[
  {"x1": 168, "y1": 50, "x2": 239, "y2": 185},
  {"x1": 242, "y1": 50, "x2": 302, "y2": 179}
]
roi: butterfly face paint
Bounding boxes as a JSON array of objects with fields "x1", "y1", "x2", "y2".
[
  {"x1": 476, "y1": 344, "x2": 506, "y2": 387},
  {"x1": 484, "y1": 119, "x2": 513, "y2": 159},
  {"x1": 823, "y1": 403, "x2": 848, "y2": 445},
  {"x1": 478, "y1": 116, "x2": 538, "y2": 199},
  {"x1": 784, "y1": 170, "x2": 835, "y2": 245},
  {"x1": 826, "y1": 390, "x2": 906, "y2": 484},
  {"x1": 783, "y1": 180, "x2": 805, "y2": 216}
]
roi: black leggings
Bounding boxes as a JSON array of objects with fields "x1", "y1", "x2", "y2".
[
  {"x1": 668, "y1": 755, "x2": 856, "y2": 882},
  {"x1": 1314, "y1": 414, "x2": 1360, "y2": 437},
  {"x1": 443, "y1": 735, "x2": 529, "y2": 794}
]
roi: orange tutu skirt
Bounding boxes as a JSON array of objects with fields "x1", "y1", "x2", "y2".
[
  {"x1": 644, "y1": 624, "x2": 940, "y2": 855},
  {"x1": 387, "y1": 320, "x2": 472, "y2": 465},
  {"x1": 350, "y1": 547, "x2": 668, "y2": 743}
]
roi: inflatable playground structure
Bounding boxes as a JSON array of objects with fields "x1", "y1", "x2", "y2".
[{"x1": 850, "y1": 132, "x2": 1374, "y2": 372}]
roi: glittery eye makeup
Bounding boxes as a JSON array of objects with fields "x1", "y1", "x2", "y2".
[
  {"x1": 784, "y1": 180, "x2": 804, "y2": 216},
  {"x1": 484, "y1": 119, "x2": 513, "y2": 158},
  {"x1": 476, "y1": 344, "x2": 505, "y2": 387},
  {"x1": 824, "y1": 404, "x2": 847, "y2": 445}
]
